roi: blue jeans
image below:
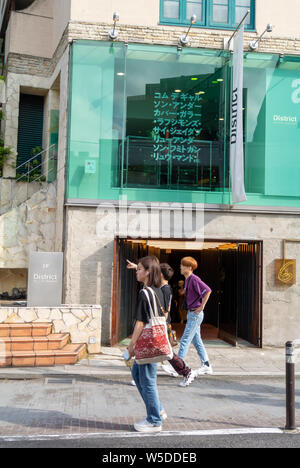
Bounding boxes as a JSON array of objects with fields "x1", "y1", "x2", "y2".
[
  {"x1": 178, "y1": 310, "x2": 208, "y2": 364},
  {"x1": 132, "y1": 361, "x2": 162, "y2": 426}
]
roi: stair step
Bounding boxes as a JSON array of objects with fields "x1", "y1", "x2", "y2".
[
  {"x1": 0, "y1": 344, "x2": 87, "y2": 367},
  {"x1": 0, "y1": 334, "x2": 70, "y2": 352},
  {"x1": 0, "y1": 323, "x2": 52, "y2": 337}
]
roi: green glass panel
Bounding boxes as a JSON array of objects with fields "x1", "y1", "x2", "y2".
[
  {"x1": 67, "y1": 41, "x2": 125, "y2": 199},
  {"x1": 123, "y1": 44, "x2": 228, "y2": 193},
  {"x1": 67, "y1": 41, "x2": 300, "y2": 208},
  {"x1": 243, "y1": 53, "x2": 300, "y2": 204}
]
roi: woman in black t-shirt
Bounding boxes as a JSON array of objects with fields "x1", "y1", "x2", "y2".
[{"x1": 127, "y1": 256, "x2": 165, "y2": 433}]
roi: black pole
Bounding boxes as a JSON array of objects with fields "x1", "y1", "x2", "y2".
[{"x1": 285, "y1": 341, "x2": 296, "y2": 430}]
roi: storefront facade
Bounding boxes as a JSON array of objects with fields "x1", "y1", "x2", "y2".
[
  {"x1": 64, "y1": 39, "x2": 300, "y2": 347},
  {"x1": 1, "y1": 0, "x2": 300, "y2": 349}
]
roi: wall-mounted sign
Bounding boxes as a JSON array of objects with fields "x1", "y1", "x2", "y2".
[
  {"x1": 27, "y1": 252, "x2": 63, "y2": 306},
  {"x1": 275, "y1": 259, "x2": 296, "y2": 285}
]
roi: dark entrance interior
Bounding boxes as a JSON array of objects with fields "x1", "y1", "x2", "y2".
[{"x1": 112, "y1": 239, "x2": 262, "y2": 348}]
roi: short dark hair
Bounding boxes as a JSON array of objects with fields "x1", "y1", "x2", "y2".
[
  {"x1": 160, "y1": 263, "x2": 174, "y2": 281},
  {"x1": 138, "y1": 256, "x2": 162, "y2": 288}
]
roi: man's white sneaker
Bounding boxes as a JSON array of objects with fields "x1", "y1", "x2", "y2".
[
  {"x1": 133, "y1": 419, "x2": 162, "y2": 433},
  {"x1": 161, "y1": 363, "x2": 178, "y2": 378},
  {"x1": 195, "y1": 364, "x2": 213, "y2": 376},
  {"x1": 179, "y1": 370, "x2": 196, "y2": 387},
  {"x1": 160, "y1": 409, "x2": 168, "y2": 420}
]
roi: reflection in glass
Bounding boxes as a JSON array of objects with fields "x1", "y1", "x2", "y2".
[
  {"x1": 163, "y1": 0, "x2": 180, "y2": 19},
  {"x1": 67, "y1": 41, "x2": 300, "y2": 207},
  {"x1": 123, "y1": 46, "x2": 228, "y2": 192}
]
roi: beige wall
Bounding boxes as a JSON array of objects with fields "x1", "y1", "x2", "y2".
[
  {"x1": 70, "y1": 0, "x2": 160, "y2": 27},
  {"x1": 5, "y1": 0, "x2": 300, "y2": 60},
  {"x1": 70, "y1": 0, "x2": 300, "y2": 40},
  {"x1": 53, "y1": 0, "x2": 71, "y2": 52},
  {"x1": 5, "y1": 0, "x2": 53, "y2": 59},
  {"x1": 256, "y1": 0, "x2": 300, "y2": 38}
]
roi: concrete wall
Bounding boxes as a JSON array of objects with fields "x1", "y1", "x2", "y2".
[
  {"x1": 63, "y1": 205, "x2": 300, "y2": 347},
  {"x1": 5, "y1": 0, "x2": 53, "y2": 59}
]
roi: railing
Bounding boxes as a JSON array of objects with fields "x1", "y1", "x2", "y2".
[
  {"x1": 1, "y1": 143, "x2": 58, "y2": 215},
  {"x1": 285, "y1": 340, "x2": 300, "y2": 430},
  {"x1": 15, "y1": 143, "x2": 57, "y2": 183}
]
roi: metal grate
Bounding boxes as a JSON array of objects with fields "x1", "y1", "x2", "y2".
[{"x1": 45, "y1": 378, "x2": 75, "y2": 385}]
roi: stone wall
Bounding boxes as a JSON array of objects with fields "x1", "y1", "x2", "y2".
[
  {"x1": 0, "y1": 183, "x2": 56, "y2": 268},
  {"x1": 0, "y1": 304, "x2": 102, "y2": 353}
]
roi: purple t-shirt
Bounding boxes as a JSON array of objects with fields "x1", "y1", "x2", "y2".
[{"x1": 185, "y1": 274, "x2": 212, "y2": 310}]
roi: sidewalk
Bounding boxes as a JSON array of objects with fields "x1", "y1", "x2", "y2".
[
  {"x1": 0, "y1": 341, "x2": 290, "y2": 379},
  {"x1": 0, "y1": 343, "x2": 299, "y2": 441}
]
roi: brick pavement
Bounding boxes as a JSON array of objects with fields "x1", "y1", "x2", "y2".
[{"x1": 0, "y1": 344, "x2": 298, "y2": 439}]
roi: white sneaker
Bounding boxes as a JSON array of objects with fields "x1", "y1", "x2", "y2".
[
  {"x1": 130, "y1": 379, "x2": 136, "y2": 386},
  {"x1": 161, "y1": 363, "x2": 178, "y2": 378},
  {"x1": 195, "y1": 364, "x2": 213, "y2": 376},
  {"x1": 160, "y1": 409, "x2": 168, "y2": 420},
  {"x1": 133, "y1": 418, "x2": 162, "y2": 433},
  {"x1": 179, "y1": 370, "x2": 196, "y2": 387}
]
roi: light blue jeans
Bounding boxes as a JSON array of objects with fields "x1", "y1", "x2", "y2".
[
  {"x1": 132, "y1": 361, "x2": 162, "y2": 426},
  {"x1": 178, "y1": 310, "x2": 209, "y2": 364}
]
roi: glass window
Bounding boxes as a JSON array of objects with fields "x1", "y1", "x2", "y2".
[
  {"x1": 186, "y1": 1, "x2": 203, "y2": 21},
  {"x1": 212, "y1": 0, "x2": 229, "y2": 24},
  {"x1": 123, "y1": 44, "x2": 228, "y2": 192},
  {"x1": 164, "y1": 0, "x2": 180, "y2": 19},
  {"x1": 67, "y1": 41, "x2": 300, "y2": 208},
  {"x1": 244, "y1": 53, "x2": 300, "y2": 202},
  {"x1": 160, "y1": 0, "x2": 255, "y2": 30},
  {"x1": 235, "y1": 0, "x2": 251, "y2": 25}
]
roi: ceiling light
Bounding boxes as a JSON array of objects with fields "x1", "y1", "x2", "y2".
[{"x1": 175, "y1": 89, "x2": 182, "y2": 93}]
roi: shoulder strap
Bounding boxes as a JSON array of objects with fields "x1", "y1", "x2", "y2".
[
  {"x1": 142, "y1": 288, "x2": 158, "y2": 318},
  {"x1": 146, "y1": 287, "x2": 166, "y2": 315}
]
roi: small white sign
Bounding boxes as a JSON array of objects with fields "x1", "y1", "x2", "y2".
[{"x1": 85, "y1": 160, "x2": 96, "y2": 174}]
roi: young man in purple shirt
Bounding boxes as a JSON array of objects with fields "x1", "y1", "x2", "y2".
[{"x1": 178, "y1": 256, "x2": 213, "y2": 376}]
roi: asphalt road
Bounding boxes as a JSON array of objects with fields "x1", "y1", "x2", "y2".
[{"x1": 1, "y1": 432, "x2": 300, "y2": 449}]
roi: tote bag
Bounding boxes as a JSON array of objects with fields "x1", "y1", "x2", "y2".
[{"x1": 135, "y1": 287, "x2": 173, "y2": 364}]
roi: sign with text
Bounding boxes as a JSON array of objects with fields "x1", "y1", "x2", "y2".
[
  {"x1": 27, "y1": 252, "x2": 63, "y2": 307},
  {"x1": 152, "y1": 91, "x2": 202, "y2": 163}
]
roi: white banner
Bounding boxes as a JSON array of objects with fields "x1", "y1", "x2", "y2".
[{"x1": 230, "y1": 24, "x2": 247, "y2": 204}]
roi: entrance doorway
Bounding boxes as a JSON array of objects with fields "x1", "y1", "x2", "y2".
[{"x1": 111, "y1": 239, "x2": 262, "y2": 347}]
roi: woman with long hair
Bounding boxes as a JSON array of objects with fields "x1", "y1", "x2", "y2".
[{"x1": 127, "y1": 256, "x2": 166, "y2": 433}]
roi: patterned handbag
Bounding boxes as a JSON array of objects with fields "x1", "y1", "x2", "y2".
[{"x1": 134, "y1": 287, "x2": 173, "y2": 364}]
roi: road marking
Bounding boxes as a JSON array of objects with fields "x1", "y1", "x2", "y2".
[{"x1": 0, "y1": 427, "x2": 291, "y2": 442}]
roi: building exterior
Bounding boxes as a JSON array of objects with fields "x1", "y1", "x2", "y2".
[{"x1": 0, "y1": 0, "x2": 300, "y2": 349}]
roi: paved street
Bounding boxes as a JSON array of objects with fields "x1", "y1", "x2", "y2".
[
  {"x1": 0, "y1": 374, "x2": 299, "y2": 446},
  {"x1": 0, "y1": 344, "x2": 299, "y2": 448}
]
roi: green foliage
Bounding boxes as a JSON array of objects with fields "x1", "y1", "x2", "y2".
[{"x1": 16, "y1": 146, "x2": 46, "y2": 182}]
